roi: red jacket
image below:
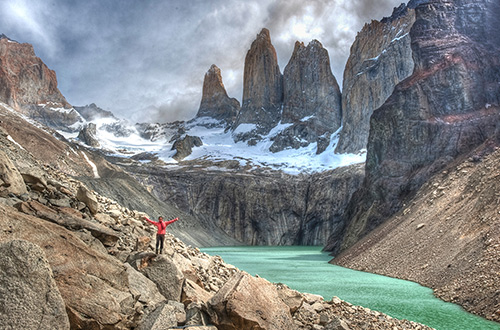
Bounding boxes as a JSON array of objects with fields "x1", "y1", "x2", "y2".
[{"x1": 145, "y1": 217, "x2": 178, "y2": 235}]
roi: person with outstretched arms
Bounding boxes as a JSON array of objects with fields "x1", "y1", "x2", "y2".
[{"x1": 142, "y1": 216, "x2": 179, "y2": 254}]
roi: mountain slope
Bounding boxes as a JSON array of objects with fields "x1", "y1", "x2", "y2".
[{"x1": 333, "y1": 140, "x2": 500, "y2": 321}]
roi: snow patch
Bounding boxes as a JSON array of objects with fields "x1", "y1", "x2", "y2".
[
  {"x1": 233, "y1": 123, "x2": 257, "y2": 135},
  {"x1": 57, "y1": 115, "x2": 366, "y2": 175},
  {"x1": 7, "y1": 135, "x2": 25, "y2": 150},
  {"x1": 81, "y1": 151, "x2": 100, "y2": 178}
]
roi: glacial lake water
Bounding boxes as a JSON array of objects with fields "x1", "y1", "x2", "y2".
[{"x1": 201, "y1": 246, "x2": 500, "y2": 330}]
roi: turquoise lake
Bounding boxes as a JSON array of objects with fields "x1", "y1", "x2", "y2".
[{"x1": 201, "y1": 246, "x2": 500, "y2": 330}]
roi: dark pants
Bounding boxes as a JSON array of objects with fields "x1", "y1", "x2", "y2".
[{"x1": 156, "y1": 234, "x2": 165, "y2": 254}]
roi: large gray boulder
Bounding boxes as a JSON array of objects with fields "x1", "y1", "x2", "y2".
[
  {"x1": 207, "y1": 272, "x2": 295, "y2": 330},
  {"x1": 130, "y1": 253, "x2": 185, "y2": 302},
  {"x1": 0, "y1": 149, "x2": 28, "y2": 196},
  {"x1": 0, "y1": 239, "x2": 70, "y2": 329}
]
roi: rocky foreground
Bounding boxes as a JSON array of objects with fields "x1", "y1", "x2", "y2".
[{"x1": 0, "y1": 111, "x2": 432, "y2": 330}]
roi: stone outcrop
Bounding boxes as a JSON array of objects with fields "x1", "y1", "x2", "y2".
[
  {"x1": 75, "y1": 103, "x2": 116, "y2": 121},
  {"x1": 171, "y1": 135, "x2": 203, "y2": 161},
  {"x1": 271, "y1": 40, "x2": 342, "y2": 153},
  {"x1": 336, "y1": 3, "x2": 416, "y2": 154},
  {"x1": 196, "y1": 64, "x2": 240, "y2": 124},
  {"x1": 326, "y1": 0, "x2": 500, "y2": 255},
  {"x1": 77, "y1": 123, "x2": 101, "y2": 148},
  {"x1": 0, "y1": 35, "x2": 68, "y2": 108},
  {"x1": 128, "y1": 162, "x2": 364, "y2": 246},
  {"x1": 229, "y1": 28, "x2": 345, "y2": 153},
  {"x1": 0, "y1": 149, "x2": 28, "y2": 196},
  {"x1": 207, "y1": 272, "x2": 295, "y2": 330},
  {"x1": 0, "y1": 239, "x2": 70, "y2": 330},
  {"x1": 0, "y1": 36, "x2": 84, "y2": 131},
  {"x1": 233, "y1": 28, "x2": 283, "y2": 140}
]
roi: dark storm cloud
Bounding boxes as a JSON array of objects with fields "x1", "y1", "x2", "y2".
[{"x1": 0, "y1": 0, "x2": 405, "y2": 123}]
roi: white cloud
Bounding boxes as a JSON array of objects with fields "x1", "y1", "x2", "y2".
[{"x1": 0, "y1": 0, "x2": 406, "y2": 123}]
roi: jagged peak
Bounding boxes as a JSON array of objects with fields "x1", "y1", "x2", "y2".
[
  {"x1": 293, "y1": 41, "x2": 305, "y2": 53},
  {"x1": 207, "y1": 64, "x2": 222, "y2": 76},
  {"x1": 0, "y1": 34, "x2": 18, "y2": 43},
  {"x1": 257, "y1": 28, "x2": 271, "y2": 41},
  {"x1": 308, "y1": 39, "x2": 323, "y2": 49}
]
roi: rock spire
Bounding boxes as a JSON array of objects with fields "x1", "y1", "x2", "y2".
[
  {"x1": 233, "y1": 28, "x2": 283, "y2": 140},
  {"x1": 196, "y1": 64, "x2": 240, "y2": 124},
  {"x1": 271, "y1": 39, "x2": 342, "y2": 153}
]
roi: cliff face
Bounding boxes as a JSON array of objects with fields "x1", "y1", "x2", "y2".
[
  {"x1": 326, "y1": 0, "x2": 500, "y2": 254},
  {"x1": 335, "y1": 4, "x2": 416, "y2": 154},
  {"x1": 128, "y1": 163, "x2": 364, "y2": 246},
  {"x1": 233, "y1": 28, "x2": 283, "y2": 139},
  {"x1": 271, "y1": 40, "x2": 342, "y2": 153},
  {"x1": 0, "y1": 35, "x2": 68, "y2": 107},
  {"x1": 196, "y1": 64, "x2": 240, "y2": 124},
  {"x1": 0, "y1": 35, "x2": 83, "y2": 131}
]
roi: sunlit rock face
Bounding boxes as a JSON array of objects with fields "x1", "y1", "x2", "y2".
[
  {"x1": 270, "y1": 40, "x2": 342, "y2": 154},
  {"x1": 0, "y1": 35, "x2": 83, "y2": 131},
  {"x1": 336, "y1": 3, "x2": 417, "y2": 154},
  {"x1": 233, "y1": 28, "x2": 283, "y2": 141},
  {"x1": 196, "y1": 64, "x2": 240, "y2": 125},
  {"x1": 0, "y1": 35, "x2": 68, "y2": 108},
  {"x1": 326, "y1": 0, "x2": 500, "y2": 255}
]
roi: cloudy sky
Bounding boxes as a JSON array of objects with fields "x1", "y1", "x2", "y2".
[{"x1": 1, "y1": 0, "x2": 405, "y2": 123}]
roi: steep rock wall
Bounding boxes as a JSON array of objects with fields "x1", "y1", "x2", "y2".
[
  {"x1": 0, "y1": 36, "x2": 83, "y2": 131},
  {"x1": 336, "y1": 3, "x2": 416, "y2": 154},
  {"x1": 128, "y1": 164, "x2": 364, "y2": 246},
  {"x1": 233, "y1": 28, "x2": 283, "y2": 139}
]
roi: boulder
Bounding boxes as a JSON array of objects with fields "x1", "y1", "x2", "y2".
[
  {"x1": 185, "y1": 301, "x2": 212, "y2": 327},
  {"x1": 76, "y1": 185, "x2": 99, "y2": 214},
  {"x1": 171, "y1": 135, "x2": 203, "y2": 161},
  {"x1": 77, "y1": 123, "x2": 100, "y2": 148},
  {"x1": 137, "y1": 301, "x2": 179, "y2": 330},
  {"x1": 21, "y1": 172, "x2": 49, "y2": 192},
  {"x1": 0, "y1": 239, "x2": 70, "y2": 329},
  {"x1": 124, "y1": 263, "x2": 165, "y2": 307},
  {"x1": 276, "y1": 284, "x2": 304, "y2": 314},
  {"x1": 207, "y1": 272, "x2": 295, "y2": 330},
  {"x1": 182, "y1": 278, "x2": 213, "y2": 306},
  {"x1": 15, "y1": 200, "x2": 119, "y2": 247},
  {"x1": 135, "y1": 254, "x2": 185, "y2": 301},
  {"x1": 0, "y1": 149, "x2": 27, "y2": 196}
]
